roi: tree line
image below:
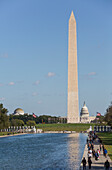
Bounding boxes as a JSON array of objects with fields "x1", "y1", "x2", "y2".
[
  {"x1": 9, "y1": 114, "x2": 53, "y2": 126},
  {"x1": 0, "y1": 103, "x2": 66, "y2": 129},
  {"x1": 93, "y1": 103, "x2": 112, "y2": 126},
  {"x1": 0, "y1": 103, "x2": 112, "y2": 130}
]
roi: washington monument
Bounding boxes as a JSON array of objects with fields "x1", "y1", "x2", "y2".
[{"x1": 67, "y1": 11, "x2": 79, "y2": 123}]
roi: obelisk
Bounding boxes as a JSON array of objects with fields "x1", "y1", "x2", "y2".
[{"x1": 67, "y1": 11, "x2": 79, "y2": 123}]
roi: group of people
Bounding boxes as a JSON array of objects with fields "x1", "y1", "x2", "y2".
[
  {"x1": 82, "y1": 157, "x2": 92, "y2": 170},
  {"x1": 82, "y1": 131, "x2": 110, "y2": 170}
]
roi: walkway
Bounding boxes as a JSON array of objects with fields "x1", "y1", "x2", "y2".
[{"x1": 80, "y1": 137, "x2": 112, "y2": 170}]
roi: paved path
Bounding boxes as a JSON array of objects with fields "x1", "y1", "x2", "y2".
[{"x1": 80, "y1": 138, "x2": 112, "y2": 170}]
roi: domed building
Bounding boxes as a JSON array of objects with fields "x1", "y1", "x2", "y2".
[
  {"x1": 13, "y1": 108, "x2": 25, "y2": 116},
  {"x1": 80, "y1": 102, "x2": 89, "y2": 123}
]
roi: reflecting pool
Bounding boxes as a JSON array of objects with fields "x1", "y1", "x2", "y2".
[{"x1": 0, "y1": 133, "x2": 87, "y2": 170}]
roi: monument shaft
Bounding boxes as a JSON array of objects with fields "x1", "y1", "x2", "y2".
[{"x1": 67, "y1": 11, "x2": 79, "y2": 123}]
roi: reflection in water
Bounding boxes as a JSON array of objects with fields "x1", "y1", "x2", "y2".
[
  {"x1": 67, "y1": 133, "x2": 88, "y2": 169},
  {"x1": 67, "y1": 133, "x2": 80, "y2": 169},
  {"x1": 0, "y1": 133, "x2": 87, "y2": 170}
]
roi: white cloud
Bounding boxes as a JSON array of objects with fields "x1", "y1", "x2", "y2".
[
  {"x1": 88, "y1": 72, "x2": 96, "y2": 76},
  {"x1": 47, "y1": 72, "x2": 55, "y2": 77},
  {"x1": 81, "y1": 72, "x2": 97, "y2": 80},
  {"x1": 37, "y1": 101, "x2": 42, "y2": 104},
  {"x1": 0, "y1": 97, "x2": 5, "y2": 101},
  {"x1": 34, "y1": 80, "x2": 40, "y2": 85},
  {"x1": 9, "y1": 82, "x2": 15, "y2": 85},
  {"x1": 32, "y1": 92, "x2": 38, "y2": 96}
]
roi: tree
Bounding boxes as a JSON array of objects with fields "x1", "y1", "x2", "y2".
[
  {"x1": 9, "y1": 114, "x2": 39, "y2": 124},
  {"x1": 0, "y1": 103, "x2": 9, "y2": 129},
  {"x1": 26, "y1": 120, "x2": 36, "y2": 126},
  {"x1": 10, "y1": 119, "x2": 24, "y2": 126},
  {"x1": 104, "y1": 103, "x2": 112, "y2": 126},
  {"x1": 38, "y1": 115, "x2": 51, "y2": 123},
  {"x1": 98, "y1": 115, "x2": 104, "y2": 124}
]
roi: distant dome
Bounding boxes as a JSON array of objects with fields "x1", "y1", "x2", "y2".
[
  {"x1": 13, "y1": 108, "x2": 24, "y2": 115},
  {"x1": 80, "y1": 102, "x2": 89, "y2": 117}
]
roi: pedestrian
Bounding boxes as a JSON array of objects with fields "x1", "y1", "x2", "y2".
[
  {"x1": 87, "y1": 138, "x2": 88, "y2": 144},
  {"x1": 99, "y1": 138, "x2": 102, "y2": 143},
  {"x1": 104, "y1": 148, "x2": 108, "y2": 158},
  {"x1": 91, "y1": 143, "x2": 94, "y2": 150},
  {"x1": 82, "y1": 157, "x2": 86, "y2": 170},
  {"x1": 102, "y1": 145, "x2": 105, "y2": 152},
  {"x1": 88, "y1": 157, "x2": 92, "y2": 169},
  {"x1": 104, "y1": 160, "x2": 110, "y2": 170},
  {"x1": 92, "y1": 149, "x2": 95, "y2": 158},
  {"x1": 95, "y1": 151, "x2": 99, "y2": 160},
  {"x1": 88, "y1": 143, "x2": 91, "y2": 150},
  {"x1": 100, "y1": 144, "x2": 102, "y2": 151},
  {"x1": 97, "y1": 149, "x2": 100, "y2": 157},
  {"x1": 88, "y1": 150, "x2": 92, "y2": 159}
]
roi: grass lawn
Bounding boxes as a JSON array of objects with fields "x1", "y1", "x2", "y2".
[
  {"x1": 97, "y1": 132, "x2": 112, "y2": 160},
  {"x1": 0, "y1": 132, "x2": 18, "y2": 136},
  {"x1": 36, "y1": 123, "x2": 96, "y2": 132}
]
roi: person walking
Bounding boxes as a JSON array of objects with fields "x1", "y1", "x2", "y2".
[
  {"x1": 88, "y1": 157, "x2": 92, "y2": 169},
  {"x1": 91, "y1": 143, "x2": 94, "y2": 150},
  {"x1": 87, "y1": 138, "x2": 88, "y2": 144},
  {"x1": 82, "y1": 157, "x2": 86, "y2": 170},
  {"x1": 104, "y1": 160, "x2": 110, "y2": 170},
  {"x1": 100, "y1": 144, "x2": 102, "y2": 151},
  {"x1": 104, "y1": 148, "x2": 108, "y2": 158},
  {"x1": 97, "y1": 149, "x2": 100, "y2": 158},
  {"x1": 92, "y1": 149, "x2": 95, "y2": 158},
  {"x1": 102, "y1": 145, "x2": 105, "y2": 153},
  {"x1": 95, "y1": 151, "x2": 99, "y2": 160}
]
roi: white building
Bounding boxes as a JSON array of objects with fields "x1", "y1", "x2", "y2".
[
  {"x1": 80, "y1": 102, "x2": 95, "y2": 123},
  {"x1": 80, "y1": 102, "x2": 89, "y2": 123},
  {"x1": 13, "y1": 108, "x2": 25, "y2": 116}
]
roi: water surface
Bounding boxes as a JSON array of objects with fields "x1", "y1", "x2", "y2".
[{"x1": 0, "y1": 133, "x2": 87, "y2": 170}]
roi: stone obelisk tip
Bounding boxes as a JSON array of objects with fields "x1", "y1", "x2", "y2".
[
  {"x1": 70, "y1": 11, "x2": 76, "y2": 21},
  {"x1": 71, "y1": 11, "x2": 74, "y2": 16}
]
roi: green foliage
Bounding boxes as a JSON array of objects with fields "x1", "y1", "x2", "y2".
[
  {"x1": 9, "y1": 114, "x2": 67, "y2": 124},
  {"x1": 97, "y1": 132, "x2": 112, "y2": 160},
  {"x1": 9, "y1": 114, "x2": 39, "y2": 124},
  {"x1": 0, "y1": 132, "x2": 17, "y2": 136},
  {"x1": 0, "y1": 103, "x2": 9, "y2": 129},
  {"x1": 104, "y1": 104, "x2": 112, "y2": 126},
  {"x1": 98, "y1": 115, "x2": 105, "y2": 123},
  {"x1": 26, "y1": 120, "x2": 36, "y2": 126},
  {"x1": 10, "y1": 119, "x2": 24, "y2": 126},
  {"x1": 39, "y1": 115, "x2": 52, "y2": 123}
]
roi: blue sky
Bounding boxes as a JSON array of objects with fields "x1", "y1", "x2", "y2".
[{"x1": 0, "y1": 0, "x2": 112, "y2": 116}]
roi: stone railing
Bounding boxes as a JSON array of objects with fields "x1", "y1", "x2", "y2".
[
  {"x1": 94, "y1": 126, "x2": 111, "y2": 132},
  {"x1": 0, "y1": 126, "x2": 36, "y2": 133}
]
